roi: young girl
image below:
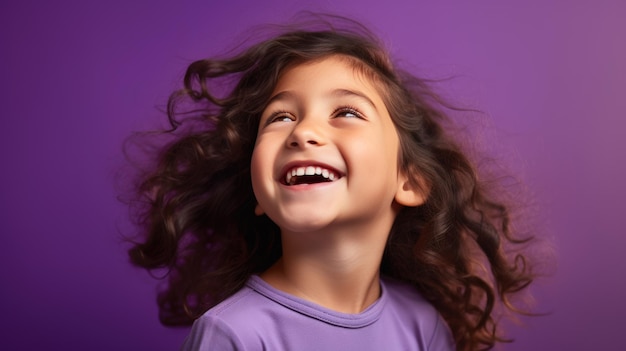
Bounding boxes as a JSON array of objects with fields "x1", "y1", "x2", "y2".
[{"x1": 128, "y1": 16, "x2": 535, "y2": 351}]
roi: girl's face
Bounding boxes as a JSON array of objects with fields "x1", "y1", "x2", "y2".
[{"x1": 251, "y1": 55, "x2": 421, "y2": 235}]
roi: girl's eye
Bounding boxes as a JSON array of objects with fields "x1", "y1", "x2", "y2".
[
  {"x1": 267, "y1": 111, "x2": 295, "y2": 124},
  {"x1": 333, "y1": 107, "x2": 364, "y2": 119}
]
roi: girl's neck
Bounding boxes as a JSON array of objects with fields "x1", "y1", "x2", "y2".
[{"x1": 260, "y1": 225, "x2": 389, "y2": 314}]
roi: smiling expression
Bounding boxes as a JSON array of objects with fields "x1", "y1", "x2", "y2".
[{"x1": 250, "y1": 55, "x2": 414, "y2": 235}]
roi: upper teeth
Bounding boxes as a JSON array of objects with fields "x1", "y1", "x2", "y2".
[{"x1": 285, "y1": 166, "x2": 336, "y2": 185}]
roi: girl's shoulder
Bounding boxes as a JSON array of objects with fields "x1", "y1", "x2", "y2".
[
  {"x1": 180, "y1": 280, "x2": 267, "y2": 350},
  {"x1": 380, "y1": 276, "x2": 454, "y2": 347},
  {"x1": 380, "y1": 276, "x2": 436, "y2": 311}
]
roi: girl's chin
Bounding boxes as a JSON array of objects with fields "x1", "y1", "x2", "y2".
[{"x1": 265, "y1": 207, "x2": 339, "y2": 234}]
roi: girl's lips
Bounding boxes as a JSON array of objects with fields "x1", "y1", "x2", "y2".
[
  {"x1": 285, "y1": 165, "x2": 336, "y2": 185},
  {"x1": 279, "y1": 161, "x2": 344, "y2": 185}
]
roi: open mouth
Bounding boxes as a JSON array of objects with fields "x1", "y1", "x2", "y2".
[{"x1": 283, "y1": 166, "x2": 340, "y2": 185}]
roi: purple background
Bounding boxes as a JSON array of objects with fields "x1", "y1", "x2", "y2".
[{"x1": 2, "y1": 1, "x2": 625, "y2": 350}]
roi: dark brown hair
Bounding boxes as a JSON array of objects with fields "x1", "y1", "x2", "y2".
[{"x1": 127, "y1": 15, "x2": 535, "y2": 350}]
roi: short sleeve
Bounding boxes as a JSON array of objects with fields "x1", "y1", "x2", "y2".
[
  {"x1": 427, "y1": 314, "x2": 455, "y2": 351},
  {"x1": 180, "y1": 315, "x2": 247, "y2": 351}
]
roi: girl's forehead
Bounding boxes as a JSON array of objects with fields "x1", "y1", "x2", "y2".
[{"x1": 272, "y1": 55, "x2": 385, "y2": 97}]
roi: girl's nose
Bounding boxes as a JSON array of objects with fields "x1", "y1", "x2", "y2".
[
  {"x1": 286, "y1": 118, "x2": 326, "y2": 148},
  {"x1": 288, "y1": 139, "x2": 318, "y2": 147}
]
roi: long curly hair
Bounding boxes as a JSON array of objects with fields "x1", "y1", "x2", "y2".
[{"x1": 127, "y1": 16, "x2": 535, "y2": 351}]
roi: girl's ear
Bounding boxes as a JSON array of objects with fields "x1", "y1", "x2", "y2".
[
  {"x1": 254, "y1": 203, "x2": 265, "y2": 216},
  {"x1": 394, "y1": 171, "x2": 428, "y2": 207}
]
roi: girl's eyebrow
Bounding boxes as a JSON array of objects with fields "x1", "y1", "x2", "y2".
[
  {"x1": 330, "y1": 88, "x2": 378, "y2": 111},
  {"x1": 266, "y1": 89, "x2": 378, "y2": 111}
]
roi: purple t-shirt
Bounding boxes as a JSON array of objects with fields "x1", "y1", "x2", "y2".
[{"x1": 181, "y1": 275, "x2": 455, "y2": 350}]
